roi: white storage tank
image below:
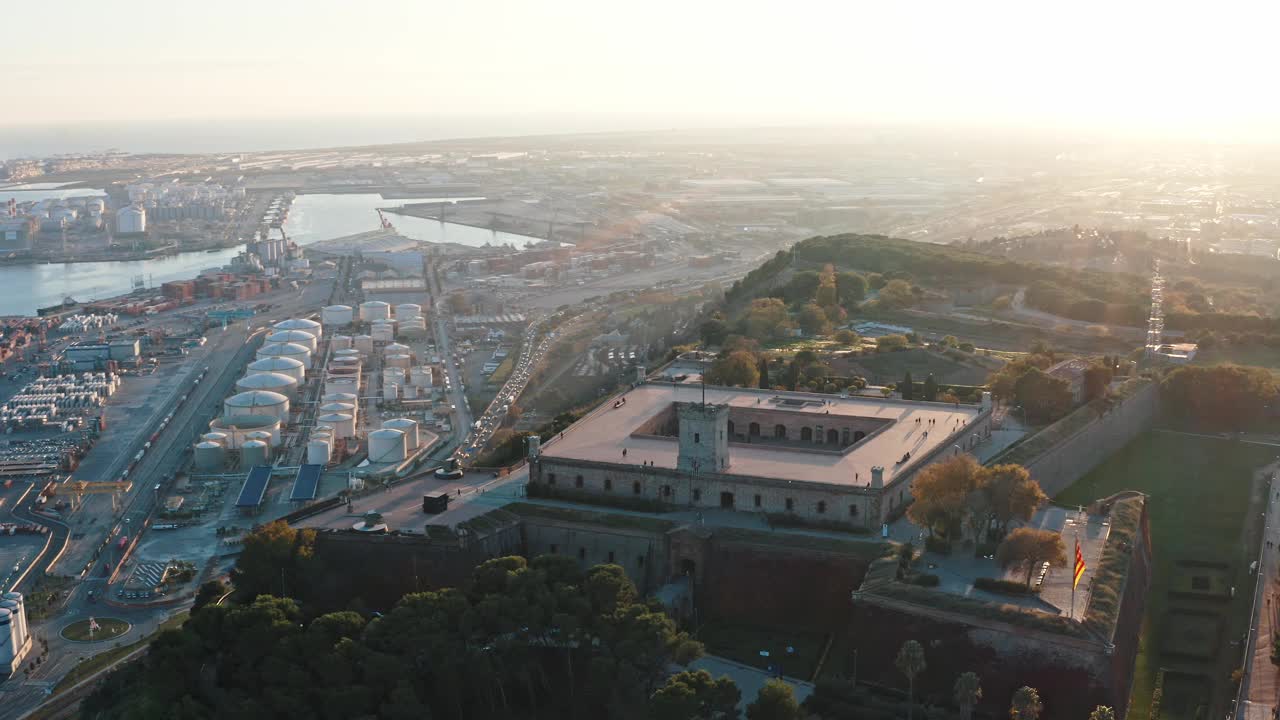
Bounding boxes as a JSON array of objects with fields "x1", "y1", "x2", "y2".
[
  {"x1": 202, "y1": 431, "x2": 230, "y2": 446},
  {"x1": 208, "y1": 416, "x2": 282, "y2": 448},
  {"x1": 244, "y1": 430, "x2": 274, "y2": 443},
  {"x1": 395, "y1": 303, "x2": 422, "y2": 321},
  {"x1": 317, "y1": 412, "x2": 356, "y2": 439},
  {"x1": 402, "y1": 385, "x2": 419, "y2": 400},
  {"x1": 116, "y1": 205, "x2": 146, "y2": 234},
  {"x1": 224, "y1": 390, "x2": 290, "y2": 421},
  {"x1": 371, "y1": 323, "x2": 395, "y2": 343},
  {"x1": 307, "y1": 439, "x2": 332, "y2": 465},
  {"x1": 383, "y1": 366, "x2": 405, "y2": 383},
  {"x1": 332, "y1": 335, "x2": 353, "y2": 351},
  {"x1": 247, "y1": 356, "x2": 306, "y2": 383},
  {"x1": 330, "y1": 356, "x2": 361, "y2": 370},
  {"x1": 266, "y1": 330, "x2": 317, "y2": 353},
  {"x1": 319, "y1": 402, "x2": 356, "y2": 415},
  {"x1": 194, "y1": 441, "x2": 225, "y2": 471},
  {"x1": 386, "y1": 354, "x2": 412, "y2": 370},
  {"x1": 324, "y1": 377, "x2": 359, "y2": 397},
  {"x1": 383, "y1": 383, "x2": 399, "y2": 402},
  {"x1": 235, "y1": 372, "x2": 299, "y2": 398},
  {"x1": 382, "y1": 418, "x2": 420, "y2": 449},
  {"x1": 256, "y1": 342, "x2": 312, "y2": 368},
  {"x1": 398, "y1": 320, "x2": 428, "y2": 339},
  {"x1": 241, "y1": 440, "x2": 270, "y2": 468},
  {"x1": 322, "y1": 392, "x2": 358, "y2": 404},
  {"x1": 384, "y1": 343, "x2": 412, "y2": 357},
  {"x1": 273, "y1": 317, "x2": 323, "y2": 340},
  {"x1": 354, "y1": 335, "x2": 374, "y2": 354},
  {"x1": 322, "y1": 305, "x2": 354, "y2": 327},
  {"x1": 360, "y1": 301, "x2": 391, "y2": 322},
  {"x1": 368, "y1": 428, "x2": 407, "y2": 462},
  {"x1": 409, "y1": 366, "x2": 433, "y2": 388}
]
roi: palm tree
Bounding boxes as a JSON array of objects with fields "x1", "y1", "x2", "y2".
[
  {"x1": 895, "y1": 640, "x2": 926, "y2": 720},
  {"x1": 1009, "y1": 686, "x2": 1042, "y2": 720},
  {"x1": 1088, "y1": 706, "x2": 1115, "y2": 720},
  {"x1": 954, "y1": 672, "x2": 982, "y2": 720}
]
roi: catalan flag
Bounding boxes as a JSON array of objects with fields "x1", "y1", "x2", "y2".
[{"x1": 1073, "y1": 539, "x2": 1086, "y2": 589}]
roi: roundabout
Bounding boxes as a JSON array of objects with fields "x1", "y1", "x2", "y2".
[{"x1": 61, "y1": 617, "x2": 131, "y2": 643}]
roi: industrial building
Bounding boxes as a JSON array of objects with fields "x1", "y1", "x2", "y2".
[{"x1": 0, "y1": 591, "x2": 32, "y2": 679}]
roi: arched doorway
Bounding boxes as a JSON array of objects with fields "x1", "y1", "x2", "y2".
[
  {"x1": 827, "y1": 428, "x2": 839, "y2": 444},
  {"x1": 800, "y1": 427, "x2": 812, "y2": 442},
  {"x1": 727, "y1": 420, "x2": 735, "y2": 437},
  {"x1": 774, "y1": 424, "x2": 787, "y2": 439},
  {"x1": 749, "y1": 422, "x2": 761, "y2": 437}
]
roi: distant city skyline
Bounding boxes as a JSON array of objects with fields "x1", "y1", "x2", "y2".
[{"x1": 5, "y1": 0, "x2": 1280, "y2": 148}]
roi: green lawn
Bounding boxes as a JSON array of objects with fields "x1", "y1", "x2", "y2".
[
  {"x1": 1192, "y1": 344, "x2": 1280, "y2": 371},
  {"x1": 61, "y1": 617, "x2": 130, "y2": 643},
  {"x1": 1056, "y1": 431, "x2": 1274, "y2": 720},
  {"x1": 852, "y1": 347, "x2": 991, "y2": 386},
  {"x1": 695, "y1": 622, "x2": 828, "y2": 681}
]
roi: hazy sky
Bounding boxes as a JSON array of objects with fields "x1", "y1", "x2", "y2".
[{"x1": 5, "y1": 0, "x2": 1278, "y2": 140}]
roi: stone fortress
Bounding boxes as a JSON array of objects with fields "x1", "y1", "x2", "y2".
[{"x1": 528, "y1": 381, "x2": 995, "y2": 529}]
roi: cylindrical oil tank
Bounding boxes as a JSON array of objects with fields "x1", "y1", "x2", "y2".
[
  {"x1": 2, "y1": 591, "x2": 25, "y2": 647},
  {"x1": 202, "y1": 431, "x2": 230, "y2": 446},
  {"x1": 398, "y1": 321, "x2": 428, "y2": 339},
  {"x1": 316, "y1": 412, "x2": 356, "y2": 438},
  {"x1": 409, "y1": 366, "x2": 433, "y2": 387},
  {"x1": 235, "y1": 372, "x2": 299, "y2": 398},
  {"x1": 384, "y1": 342, "x2": 411, "y2": 357},
  {"x1": 371, "y1": 323, "x2": 395, "y2": 343},
  {"x1": 318, "y1": 402, "x2": 355, "y2": 415},
  {"x1": 383, "y1": 366, "x2": 405, "y2": 383},
  {"x1": 330, "y1": 356, "x2": 360, "y2": 371},
  {"x1": 194, "y1": 441, "x2": 225, "y2": 471},
  {"x1": 332, "y1": 335, "x2": 353, "y2": 351},
  {"x1": 382, "y1": 418, "x2": 420, "y2": 449},
  {"x1": 307, "y1": 439, "x2": 331, "y2": 465},
  {"x1": 256, "y1": 342, "x2": 311, "y2": 368},
  {"x1": 322, "y1": 392, "x2": 358, "y2": 404},
  {"x1": 402, "y1": 385, "x2": 419, "y2": 400},
  {"x1": 335, "y1": 347, "x2": 360, "y2": 359},
  {"x1": 322, "y1": 305, "x2": 354, "y2": 327},
  {"x1": 265, "y1": 330, "x2": 317, "y2": 353},
  {"x1": 273, "y1": 317, "x2": 322, "y2": 340},
  {"x1": 223, "y1": 390, "x2": 290, "y2": 421},
  {"x1": 383, "y1": 383, "x2": 399, "y2": 402},
  {"x1": 386, "y1": 354, "x2": 412, "y2": 369},
  {"x1": 247, "y1": 356, "x2": 306, "y2": 383},
  {"x1": 324, "y1": 377, "x2": 359, "y2": 397},
  {"x1": 360, "y1": 301, "x2": 391, "y2": 322},
  {"x1": 241, "y1": 440, "x2": 270, "y2": 467},
  {"x1": 368, "y1": 428, "x2": 407, "y2": 462},
  {"x1": 394, "y1": 303, "x2": 422, "y2": 321},
  {"x1": 353, "y1": 335, "x2": 374, "y2": 354},
  {"x1": 244, "y1": 430, "x2": 274, "y2": 443}
]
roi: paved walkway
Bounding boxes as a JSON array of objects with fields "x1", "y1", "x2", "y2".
[
  {"x1": 687, "y1": 654, "x2": 814, "y2": 710},
  {"x1": 1241, "y1": 462, "x2": 1280, "y2": 719}
]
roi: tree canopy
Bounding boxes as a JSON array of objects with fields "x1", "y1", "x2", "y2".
[
  {"x1": 84, "y1": 555, "x2": 717, "y2": 720},
  {"x1": 1161, "y1": 364, "x2": 1278, "y2": 430},
  {"x1": 996, "y1": 529, "x2": 1067, "y2": 588}
]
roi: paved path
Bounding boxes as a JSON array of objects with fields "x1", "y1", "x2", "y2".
[
  {"x1": 1241, "y1": 463, "x2": 1280, "y2": 720},
  {"x1": 687, "y1": 654, "x2": 813, "y2": 710}
]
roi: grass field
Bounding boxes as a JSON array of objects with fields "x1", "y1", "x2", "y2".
[
  {"x1": 60, "y1": 617, "x2": 130, "y2": 642},
  {"x1": 695, "y1": 622, "x2": 827, "y2": 680},
  {"x1": 850, "y1": 348, "x2": 990, "y2": 385},
  {"x1": 1192, "y1": 344, "x2": 1280, "y2": 371},
  {"x1": 1056, "y1": 431, "x2": 1275, "y2": 720}
]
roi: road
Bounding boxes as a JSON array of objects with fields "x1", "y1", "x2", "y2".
[{"x1": 461, "y1": 316, "x2": 554, "y2": 462}]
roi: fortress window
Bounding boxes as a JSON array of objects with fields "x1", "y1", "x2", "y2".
[
  {"x1": 817, "y1": 501, "x2": 827, "y2": 514},
  {"x1": 608, "y1": 551, "x2": 615, "y2": 563},
  {"x1": 604, "y1": 478, "x2": 613, "y2": 491},
  {"x1": 548, "y1": 473, "x2": 557, "y2": 486},
  {"x1": 785, "y1": 497, "x2": 794, "y2": 511},
  {"x1": 632, "y1": 481, "x2": 641, "y2": 495},
  {"x1": 575, "y1": 475, "x2": 584, "y2": 488},
  {"x1": 754, "y1": 494, "x2": 762, "y2": 508},
  {"x1": 637, "y1": 555, "x2": 645, "y2": 568},
  {"x1": 578, "y1": 547, "x2": 586, "y2": 560},
  {"x1": 693, "y1": 489, "x2": 702, "y2": 502},
  {"x1": 550, "y1": 544, "x2": 558, "y2": 554},
  {"x1": 849, "y1": 504, "x2": 859, "y2": 517},
  {"x1": 694, "y1": 432, "x2": 701, "y2": 444},
  {"x1": 662, "y1": 485, "x2": 673, "y2": 498}
]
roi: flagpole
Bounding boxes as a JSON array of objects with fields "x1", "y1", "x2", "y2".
[{"x1": 1070, "y1": 535, "x2": 1076, "y2": 620}]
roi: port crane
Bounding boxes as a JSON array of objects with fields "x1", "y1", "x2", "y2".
[{"x1": 42, "y1": 480, "x2": 133, "y2": 512}]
